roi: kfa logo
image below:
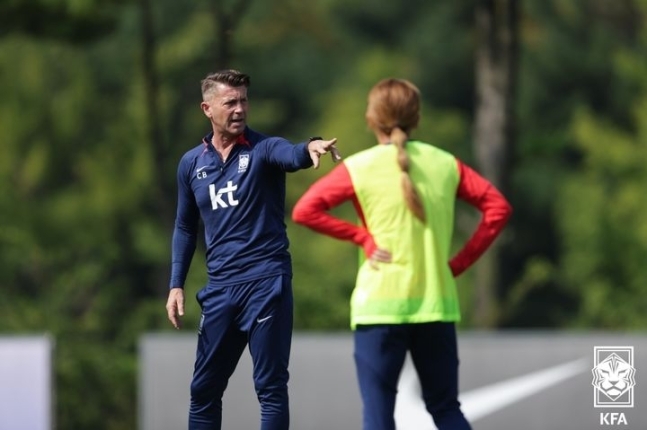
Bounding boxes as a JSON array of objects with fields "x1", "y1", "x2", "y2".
[
  {"x1": 592, "y1": 346, "x2": 636, "y2": 407},
  {"x1": 600, "y1": 412, "x2": 628, "y2": 426},
  {"x1": 238, "y1": 153, "x2": 249, "y2": 173},
  {"x1": 592, "y1": 346, "x2": 635, "y2": 426},
  {"x1": 209, "y1": 181, "x2": 239, "y2": 209}
]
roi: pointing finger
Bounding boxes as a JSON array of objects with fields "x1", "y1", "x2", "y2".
[{"x1": 330, "y1": 145, "x2": 342, "y2": 162}]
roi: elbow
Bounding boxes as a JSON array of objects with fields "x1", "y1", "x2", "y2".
[
  {"x1": 291, "y1": 202, "x2": 309, "y2": 226},
  {"x1": 493, "y1": 201, "x2": 513, "y2": 231},
  {"x1": 487, "y1": 199, "x2": 513, "y2": 231},
  {"x1": 491, "y1": 201, "x2": 513, "y2": 235}
]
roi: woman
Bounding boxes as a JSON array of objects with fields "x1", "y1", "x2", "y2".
[{"x1": 292, "y1": 78, "x2": 512, "y2": 430}]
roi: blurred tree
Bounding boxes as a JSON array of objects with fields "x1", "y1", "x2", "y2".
[
  {"x1": 0, "y1": 0, "x2": 125, "y2": 41},
  {"x1": 557, "y1": 103, "x2": 647, "y2": 328},
  {"x1": 500, "y1": 0, "x2": 645, "y2": 328},
  {"x1": 139, "y1": 0, "x2": 169, "y2": 219},
  {"x1": 472, "y1": 0, "x2": 520, "y2": 326},
  {"x1": 209, "y1": 0, "x2": 254, "y2": 68}
]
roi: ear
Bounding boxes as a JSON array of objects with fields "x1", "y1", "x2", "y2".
[{"x1": 200, "y1": 101, "x2": 210, "y2": 118}]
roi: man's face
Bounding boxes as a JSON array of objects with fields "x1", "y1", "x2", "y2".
[{"x1": 201, "y1": 83, "x2": 248, "y2": 137}]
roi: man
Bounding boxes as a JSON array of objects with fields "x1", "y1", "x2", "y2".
[{"x1": 165, "y1": 69, "x2": 340, "y2": 430}]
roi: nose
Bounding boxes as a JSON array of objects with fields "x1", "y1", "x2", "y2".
[{"x1": 233, "y1": 102, "x2": 245, "y2": 114}]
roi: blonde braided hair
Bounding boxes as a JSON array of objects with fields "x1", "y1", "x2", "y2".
[{"x1": 365, "y1": 78, "x2": 425, "y2": 222}]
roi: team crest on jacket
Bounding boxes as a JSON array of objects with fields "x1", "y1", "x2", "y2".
[{"x1": 238, "y1": 154, "x2": 250, "y2": 173}]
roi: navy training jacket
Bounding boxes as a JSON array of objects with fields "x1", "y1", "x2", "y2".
[{"x1": 169, "y1": 127, "x2": 313, "y2": 288}]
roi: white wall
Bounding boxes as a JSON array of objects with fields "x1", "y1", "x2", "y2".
[{"x1": 0, "y1": 335, "x2": 53, "y2": 430}]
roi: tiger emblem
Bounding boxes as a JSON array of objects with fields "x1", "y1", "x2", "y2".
[{"x1": 592, "y1": 352, "x2": 636, "y2": 401}]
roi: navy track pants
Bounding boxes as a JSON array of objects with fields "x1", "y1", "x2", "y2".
[
  {"x1": 354, "y1": 322, "x2": 471, "y2": 430},
  {"x1": 189, "y1": 275, "x2": 293, "y2": 430}
]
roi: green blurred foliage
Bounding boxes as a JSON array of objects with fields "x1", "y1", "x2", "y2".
[
  {"x1": 557, "y1": 102, "x2": 647, "y2": 328},
  {"x1": 1, "y1": 0, "x2": 647, "y2": 428},
  {"x1": 499, "y1": 0, "x2": 647, "y2": 328}
]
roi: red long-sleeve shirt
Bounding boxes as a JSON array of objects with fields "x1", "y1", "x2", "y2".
[{"x1": 292, "y1": 159, "x2": 512, "y2": 277}]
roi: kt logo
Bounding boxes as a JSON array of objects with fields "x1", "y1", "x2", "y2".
[{"x1": 209, "y1": 181, "x2": 239, "y2": 209}]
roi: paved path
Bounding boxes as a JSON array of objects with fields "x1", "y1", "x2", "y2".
[{"x1": 140, "y1": 331, "x2": 647, "y2": 430}]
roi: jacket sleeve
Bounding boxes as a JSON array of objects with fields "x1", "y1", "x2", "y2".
[
  {"x1": 449, "y1": 159, "x2": 513, "y2": 277},
  {"x1": 264, "y1": 137, "x2": 313, "y2": 172},
  {"x1": 169, "y1": 156, "x2": 200, "y2": 288},
  {"x1": 292, "y1": 163, "x2": 377, "y2": 257}
]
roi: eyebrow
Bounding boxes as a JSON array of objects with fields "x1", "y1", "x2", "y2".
[{"x1": 222, "y1": 96, "x2": 248, "y2": 104}]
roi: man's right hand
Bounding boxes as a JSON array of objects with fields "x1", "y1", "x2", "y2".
[{"x1": 166, "y1": 287, "x2": 185, "y2": 329}]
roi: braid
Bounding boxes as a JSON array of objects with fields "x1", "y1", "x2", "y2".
[
  {"x1": 392, "y1": 128, "x2": 426, "y2": 223},
  {"x1": 365, "y1": 78, "x2": 425, "y2": 223}
]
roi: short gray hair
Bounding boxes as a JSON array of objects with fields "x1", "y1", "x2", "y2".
[{"x1": 201, "y1": 69, "x2": 250, "y2": 99}]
